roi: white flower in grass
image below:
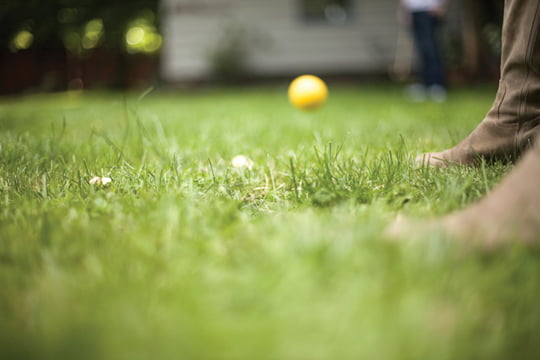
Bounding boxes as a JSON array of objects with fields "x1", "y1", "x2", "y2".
[
  {"x1": 231, "y1": 155, "x2": 254, "y2": 170},
  {"x1": 89, "y1": 176, "x2": 112, "y2": 186}
]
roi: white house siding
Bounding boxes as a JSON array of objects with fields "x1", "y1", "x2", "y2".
[{"x1": 161, "y1": 0, "x2": 400, "y2": 81}]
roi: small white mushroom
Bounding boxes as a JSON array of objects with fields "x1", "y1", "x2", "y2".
[
  {"x1": 231, "y1": 155, "x2": 254, "y2": 170},
  {"x1": 89, "y1": 176, "x2": 112, "y2": 186}
]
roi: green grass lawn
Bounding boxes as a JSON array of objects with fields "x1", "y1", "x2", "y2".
[{"x1": 1, "y1": 84, "x2": 540, "y2": 360}]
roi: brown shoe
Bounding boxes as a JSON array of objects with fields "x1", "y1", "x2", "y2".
[{"x1": 419, "y1": 0, "x2": 540, "y2": 167}]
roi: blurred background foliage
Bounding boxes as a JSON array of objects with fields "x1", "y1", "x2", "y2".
[
  {"x1": 0, "y1": 0, "x2": 161, "y2": 93},
  {"x1": 0, "y1": 0, "x2": 161, "y2": 55}
]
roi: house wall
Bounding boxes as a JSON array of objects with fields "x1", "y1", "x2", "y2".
[{"x1": 161, "y1": 0, "x2": 400, "y2": 81}]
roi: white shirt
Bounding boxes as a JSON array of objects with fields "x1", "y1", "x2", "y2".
[{"x1": 402, "y1": 0, "x2": 444, "y2": 11}]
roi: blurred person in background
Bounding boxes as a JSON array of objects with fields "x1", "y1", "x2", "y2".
[{"x1": 399, "y1": 0, "x2": 449, "y2": 102}]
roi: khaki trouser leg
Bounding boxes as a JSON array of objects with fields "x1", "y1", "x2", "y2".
[{"x1": 420, "y1": 0, "x2": 540, "y2": 166}]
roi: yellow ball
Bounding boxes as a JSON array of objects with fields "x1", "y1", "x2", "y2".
[{"x1": 288, "y1": 75, "x2": 328, "y2": 111}]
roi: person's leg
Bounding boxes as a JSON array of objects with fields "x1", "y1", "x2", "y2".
[
  {"x1": 424, "y1": 14, "x2": 446, "y2": 101},
  {"x1": 411, "y1": 11, "x2": 438, "y2": 88},
  {"x1": 440, "y1": 141, "x2": 540, "y2": 246},
  {"x1": 418, "y1": 0, "x2": 540, "y2": 167},
  {"x1": 390, "y1": 142, "x2": 540, "y2": 246},
  {"x1": 422, "y1": 14, "x2": 445, "y2": 88}
]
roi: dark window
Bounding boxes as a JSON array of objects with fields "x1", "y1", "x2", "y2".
[{"x1": 301, "y1": 0, "x2": 352, "y2": 24}]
